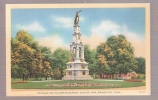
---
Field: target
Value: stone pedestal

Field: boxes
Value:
[62,61,93,80]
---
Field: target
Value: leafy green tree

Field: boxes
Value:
[84,45,95,74]
[84,45,93,63]
[15,30,33,45]
[34,50,43,80]
[84,45,98,76]
[135,57,145,74]
[11,65,19,79]
[52,48,70,79]
[11,38,20,66]
[96,35,137,79]
[53,68,61,79]
[40,46,53,77]
[42,61,53,80]
[11,30,38,81]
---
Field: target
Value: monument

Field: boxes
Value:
[62,10,93,80]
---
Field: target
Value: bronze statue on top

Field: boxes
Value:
[74,10,82,25]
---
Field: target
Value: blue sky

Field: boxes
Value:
[11,8,145,57]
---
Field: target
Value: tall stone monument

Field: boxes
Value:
[62,10,93,80]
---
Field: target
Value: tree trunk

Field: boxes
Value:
[46,75,48,80]
[110,74,113,79]
[22,75,24,82]
[107,74,109,79]
[100,74,102,79]
[119,73,121,78]
[112,74,114,79]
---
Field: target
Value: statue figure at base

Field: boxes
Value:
[69,51,75,62]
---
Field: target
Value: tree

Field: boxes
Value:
[15,30,33,45]
[52,48,70,79]
[84,45,93,63]
[135,57,145,74]
[96,35,137,79]
[84,45,97,75]
[11,30,38,81]
[11,38,21,66]
[11,65,19,79]
[34,49,43,80]
[42,61,53,80]
[53,68,61,79]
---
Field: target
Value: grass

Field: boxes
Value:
[11,78,46,82]
[11,79,145,89]
[11,78,22,82]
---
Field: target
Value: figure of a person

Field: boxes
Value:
[74,10,82,25]
[69,50,75,61]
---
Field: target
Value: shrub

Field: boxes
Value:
[136,74,146,79]
[114,74,118,79]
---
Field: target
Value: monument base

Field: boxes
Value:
[62,61,93,80]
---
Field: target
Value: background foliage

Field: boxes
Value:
[11,30,145,80]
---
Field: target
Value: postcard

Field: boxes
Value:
[6,3,150,96]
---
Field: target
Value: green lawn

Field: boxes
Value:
[11,79,145,89]
[11,78,22,82]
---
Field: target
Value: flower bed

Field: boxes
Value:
[45,82,121,87]
[11,81,29,84]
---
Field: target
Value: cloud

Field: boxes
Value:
[53,16,84,28]
[54,17,73,28]
[36,35,69,52]
[79,16,84,22]
[91,20,120,37]
[82,20,145,57]
[82,34,105,50]
[16,21,45,32]
[124,31,145,58]
[81,20,120,50]
[35,19,145,57]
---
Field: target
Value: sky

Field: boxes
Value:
[11,8,145,57]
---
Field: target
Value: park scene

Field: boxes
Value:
[11,7,146,90]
